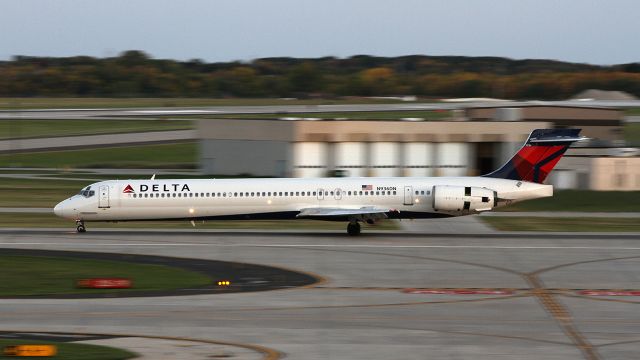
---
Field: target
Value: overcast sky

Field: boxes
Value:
[1,0,638,65]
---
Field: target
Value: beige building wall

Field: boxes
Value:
[590,157,640,190]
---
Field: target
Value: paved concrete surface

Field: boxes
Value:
[400,215,495,234]
[0,130,195,153]
[1,229,639,359]
[2,100,640,119]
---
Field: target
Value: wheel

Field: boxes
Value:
[347,222,361,236]
[77,225,86,233]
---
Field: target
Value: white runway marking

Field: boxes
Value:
[2,242,640,250]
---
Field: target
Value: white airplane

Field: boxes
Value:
[54,129,583,235]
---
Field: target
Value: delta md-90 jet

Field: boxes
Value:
[54,129,583,235]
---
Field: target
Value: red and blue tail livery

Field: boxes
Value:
[483,128,583,184]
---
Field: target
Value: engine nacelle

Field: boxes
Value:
[432,185,496,212]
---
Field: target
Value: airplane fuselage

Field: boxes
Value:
[54,176,552,222]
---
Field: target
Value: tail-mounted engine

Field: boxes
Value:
[432,185,497,212]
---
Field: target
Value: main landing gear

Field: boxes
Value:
[347,222,361,236]
[76,220,86,233]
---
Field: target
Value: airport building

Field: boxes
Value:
[198,119,550,178]
[198,104,638,190]
[463,105,624,143]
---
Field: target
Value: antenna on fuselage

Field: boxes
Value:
[150,174,156,180]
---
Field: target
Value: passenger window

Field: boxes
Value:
[348,191,351,195]
[325,191,328,196]
[156,193,160,198]
[223,193,227,197]
[359,191,363,195]
[313,191,316,196]
[393,191,397,195]
[262,192,266,196]
[307,191,311,196]
[279,192,283,196]
[376,191,379,195]
[296,192,299,196]
[195,193,199,197]
[161,193,165,198]
[415,191,419,195]
[421,191,425,195]
[245,192,249,197]
[251,192,254,196]
[173,193,176,198]
[427,191,431,195]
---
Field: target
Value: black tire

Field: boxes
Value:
[347,223,361,236]
[77,225,86,233]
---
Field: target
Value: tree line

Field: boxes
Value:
[1,50,639,99]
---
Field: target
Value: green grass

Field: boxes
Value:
[0,255,211,296]
[0,178,84,207]
[499,190,640,212]
[0,142,197,169]
[625,108,640,116]
[0,212,398,230]
[0,119,192,140]
[482,217,640,232]
[0,339,135,360]
[0,97,413,110]
[624,123,640,145]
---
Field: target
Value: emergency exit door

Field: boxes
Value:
[99,185,110,208]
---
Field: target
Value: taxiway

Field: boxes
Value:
[1,228,639,359]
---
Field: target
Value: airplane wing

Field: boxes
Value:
[296,206,395,221]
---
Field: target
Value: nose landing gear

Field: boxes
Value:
[76,220,86,233]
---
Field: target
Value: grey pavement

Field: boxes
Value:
[2,100,640,120]
[0,130,196,153]
[399,214,495,234]
[1,229,640,359]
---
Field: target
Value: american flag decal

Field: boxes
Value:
[361,184,372,191]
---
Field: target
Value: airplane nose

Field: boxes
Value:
[53,201,66,218]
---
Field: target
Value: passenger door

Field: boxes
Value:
[99,185,110,208]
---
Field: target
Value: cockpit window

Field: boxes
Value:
[78,186,95,198]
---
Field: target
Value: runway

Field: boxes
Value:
[1,228,639,359]
[2,100,640,120]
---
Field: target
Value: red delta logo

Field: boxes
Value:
[123,184,135,193]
